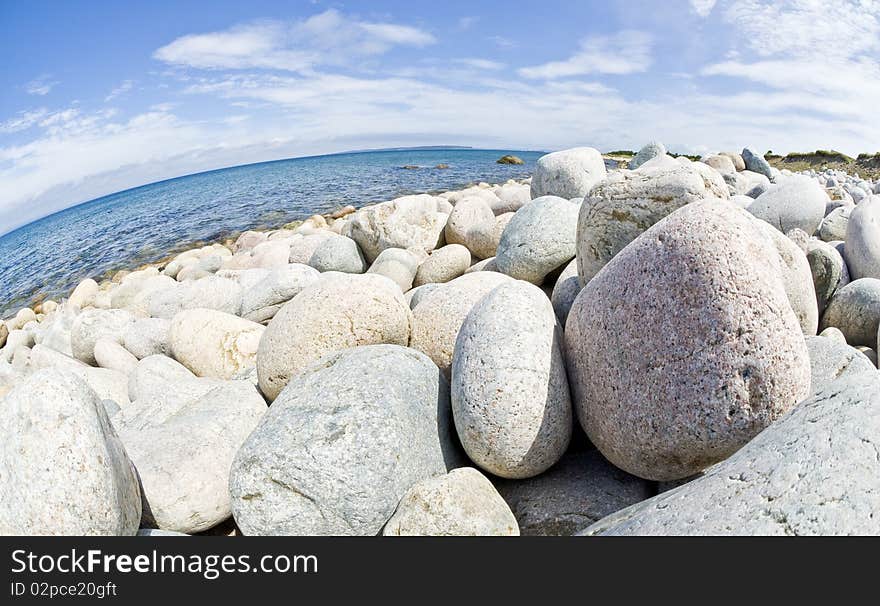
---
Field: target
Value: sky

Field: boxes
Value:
[2,0,880,233]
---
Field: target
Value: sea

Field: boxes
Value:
[0,148,542,317]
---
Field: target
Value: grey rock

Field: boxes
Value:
[307,234,367,273]
[240,264,320,322]
[805,239,850,314]
[494,449,653,536]
[71,309,136,365]
[383,468,518,536]
[550,258,581,327]
[530,147,607,199]
[844,196,880,280]
[746,175,829,235]
[170,309,264,379]
[495,195,579,284]
[580,373,880,535]
[755,221,818,334]
[0,370,141,535]
[805,336,876,394]
[256,272,412,401]
[820,278,880,347]
[366,247,422,291]
[452,281,571,479]
[122,318,171,359]
[343,194,447,262]
[741,147,773,179]
[413,244,472,287]
[818,206,852,242]
[576,164,729,285]
[230,345,459,536]
[628,141,667,170]
[148,276,243,319]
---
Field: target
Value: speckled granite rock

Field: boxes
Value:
[820,278,880,348]
[565,200,811,481]
[383,468,518,536]
[0,369,141,535]
[452,281,571,479]
[805,335,876,394]
[231,345,459,536]
[256,272,412,401]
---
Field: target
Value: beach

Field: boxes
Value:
[2,144,880,536]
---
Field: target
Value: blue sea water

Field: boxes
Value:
[0,148,541,316]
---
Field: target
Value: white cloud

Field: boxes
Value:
[690,0,717,17]
[519,31,652,79]
[24,76,58,96]
[0,109,49,133]
[454,58,505,70]
[153,9,435,72]
[105,80,135,102]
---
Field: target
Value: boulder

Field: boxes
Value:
[741,147,773,179]
[410,272,513,374]
[844,196,880,280]
[550,259,581,327]
[720,151,746,171]
[307,234,367,273]
[530,147,607,199]
[366,247,422,292]
[452,281,571,478]
[118,381,266,533]
[565,200,811,481]
[819,278,880,348]
[343,195,447,262]
[805,239,850,315]
[413,244,472,287]
[231,345,459,535]
[0,370,141,535]
[239,264,320,323]
[383,468,518,536]
[746,175,828,235]
[576,164,728,285]
[818,206,852,242]
[496,196,579,285]
[94,338,138,374]
[147,276,243,319]
[444,197,496,257]
[628,141,667,170]
[256,272,412,401]
[701,154,736,175]
[170,309,264,379]
[71,308,135,365]
[494,449,652,536]
[580,373,880,535]
[68,278,99,308]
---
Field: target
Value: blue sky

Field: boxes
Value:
[2,0,880,232]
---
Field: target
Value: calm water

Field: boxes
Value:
[0,148,541,316]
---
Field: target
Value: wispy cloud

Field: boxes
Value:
[105,79,135,102]
[690,0,717,17]
[454,58,505,70]
[153,9,435,72]
[0,109,49,133]
[519,31,652,79]
[24,76,58,96]
[457,16,478,30]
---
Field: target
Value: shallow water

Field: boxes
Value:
[0,148,542,316]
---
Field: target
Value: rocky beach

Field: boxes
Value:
[2,143,879,536]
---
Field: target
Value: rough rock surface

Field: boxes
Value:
[452,281,571,478]
[0,370,141,535]
[746,175,828,235]
[580,373,880,535]
[805,336,876,394]
[170,309,265,379]
[256,272,412,400]
[383,468,518,536]
[565,200,811,481]
[71,309,135,365]
[844,196,880,280]
[231,345,459,536]
[413,244,472,287]
[530,147,607,199]
[343,195,446,262]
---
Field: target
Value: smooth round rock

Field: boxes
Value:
[844,196,880,280]
[805,239,850,314]
[383,468,518,536]
[818,206,852,242]
[0,370,141,535]
[94,338,138,374]
[576,164,728,285]
[170,309,265,379]
[565,200,811,481]
[147,276,243,319]
[307,234,367,273]
[343,194,446,262]
[366,247,422,291]
[256,272,412,400]
[444,196,496,257]
[628,141,667,170]
[68,278,99,308]
[239,264,320,322]
[530,147,607,199]
[550,258,581,327]
[410,271,513,374]
[741,147,773,179]
[746,175,829,235]
[820,278,880,347]
[495,195,579,284]
[118,381,266,533]
[231,345,459,536]
[71,309,135,365]
[452,281,571,478]
[414,244,472,287]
